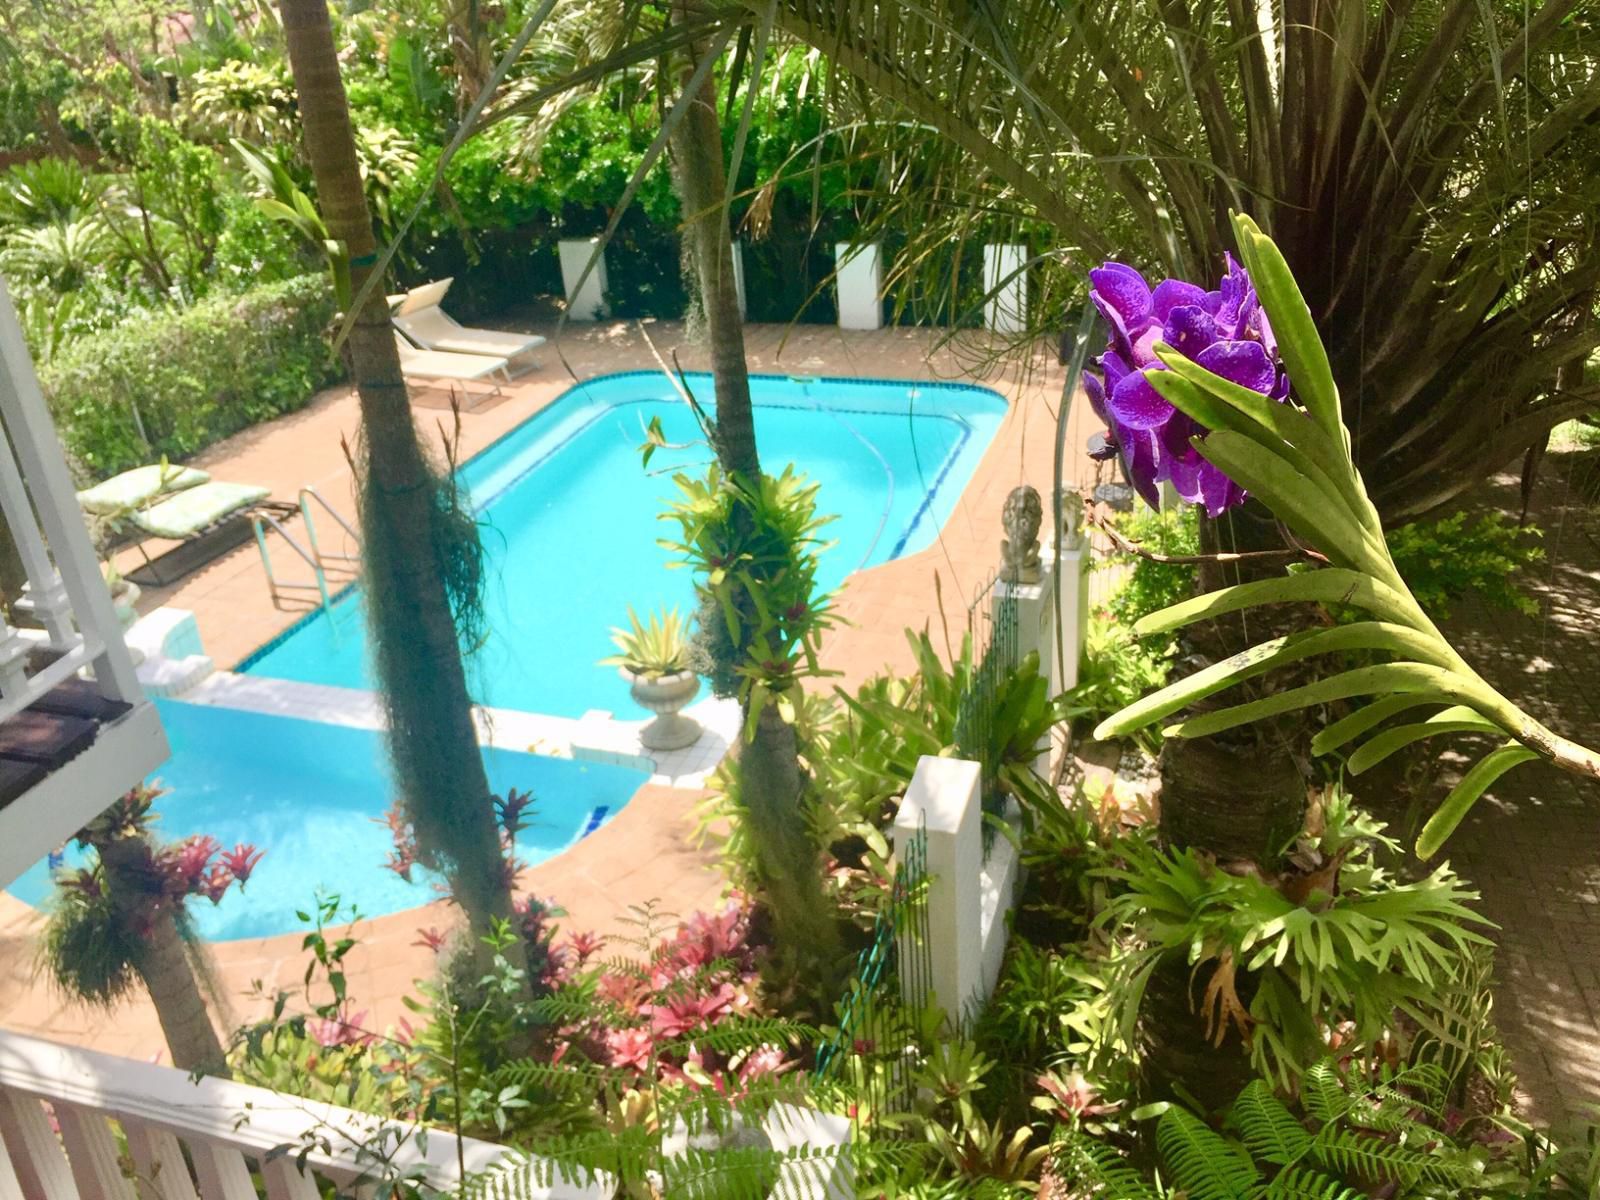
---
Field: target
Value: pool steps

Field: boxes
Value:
[127,607,214,697]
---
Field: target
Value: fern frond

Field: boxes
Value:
[1301,1062,1348,1126]
[1157,1108,1260,1200]
[1231,1081,1313,1167]
[1255,1165,1365,1199]
[485,1057,612,1094]
[656,1016,816,1056]
[1308,1125,1463,1188]
[1051,1131,1163,1200]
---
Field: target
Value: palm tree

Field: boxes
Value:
[488,3,841,976]
[662,11,841,977]
[279,0,522,976]
[733,0,1600,519]
[42,789,231,1076]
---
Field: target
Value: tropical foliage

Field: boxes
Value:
[1093,215,1600,858]
[736,0,1600,515]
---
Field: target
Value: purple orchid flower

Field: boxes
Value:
[1083,254,1288,516]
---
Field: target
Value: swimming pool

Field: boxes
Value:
[240,371,1007,718]
[7,699,650,941]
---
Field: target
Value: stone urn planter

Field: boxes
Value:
[110,578,144,666]
[110,578,140,631]
[623,666,702,751]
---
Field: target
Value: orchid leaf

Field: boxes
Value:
[1347,707,1502,775]
[1232,212,1343,444]
[1095,622,1454,740]
[1132,569,1419,637]
[1162,663,1493,740]
[1416,743,1540,860]
[1311,694,1462,755]
[1151,350,1381,537]
[1186,430,1383,574]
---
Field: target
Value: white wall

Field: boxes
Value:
[834,242,883,331]
[557,237,610,321]
[983,243,1028,334]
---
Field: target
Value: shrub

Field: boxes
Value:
[41,274,341,478]
[1386,510,1544,620]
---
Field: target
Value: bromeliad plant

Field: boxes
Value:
[1093,214,1600,860]
[659,463,840,734]
[601,606,692,680]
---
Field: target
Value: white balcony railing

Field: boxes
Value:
[0,279,145,720]
[0,278,169,886]
[0,1031,855,1200]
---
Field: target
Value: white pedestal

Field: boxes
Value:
[557,237,610,321]
[834,241,882,331]
[983,243,1028,334]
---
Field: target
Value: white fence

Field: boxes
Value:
[893,757,1022,1030]
[888,499,1087,1028]
[0,1031,854,1200]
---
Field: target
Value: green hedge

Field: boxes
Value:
[41,274,341,480]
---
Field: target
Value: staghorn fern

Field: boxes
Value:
[1093,213,1600,859]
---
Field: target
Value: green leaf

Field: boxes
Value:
[1346,706,1501,775]
[1232,212,1343,444]
[1147,357,1380,540]
[1309,693,1459,754]
[1157,1106,1258,1199]
[1094,622,1453,740]
[1416,741,1539,860]
[1132,569,1419,638]
[1231,1079,1312,1167]
[1183,430,1383,574]
[1163,662,1488,740]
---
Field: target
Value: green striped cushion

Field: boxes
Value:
[78,464,209,514]
[130,482,269,539]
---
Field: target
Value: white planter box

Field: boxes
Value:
[983,243,1028,334]
[557,237,610,321]
[834,242,882,331]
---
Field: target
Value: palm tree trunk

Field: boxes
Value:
[669,30,759,480]
[91,831,230,1076]
[279,0,519,970]
[667,28,838,980]
[1147,502,1308,1110]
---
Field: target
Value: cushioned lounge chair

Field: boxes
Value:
[77,463,210,515]
[392,336,508,412]
[392,279,546,371]
[88,472,295,587]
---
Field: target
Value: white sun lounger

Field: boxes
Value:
[392,279,546,372]
[395,334,511,383]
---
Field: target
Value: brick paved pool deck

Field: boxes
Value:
[0,319,1091,1060]
[1438,450,1600,1129]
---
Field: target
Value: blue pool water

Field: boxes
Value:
[7,700,649,940]
[241,371,1006,718]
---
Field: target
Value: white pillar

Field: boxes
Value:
[995,570,1056,779]
[983,243,1028,334]
[894,755,984,1028]
[1048,541,1088,695]
[834,242,882,331]
[556,237,610,321]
